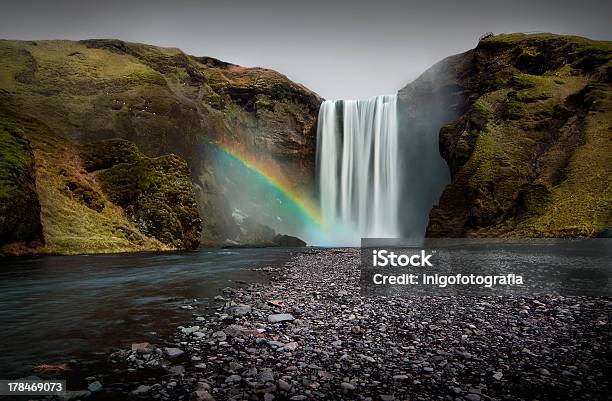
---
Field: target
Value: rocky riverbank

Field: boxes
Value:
[66,249,609,401]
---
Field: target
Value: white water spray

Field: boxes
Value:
[316,95,400,243]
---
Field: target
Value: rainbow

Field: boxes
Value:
[211,142,323,229]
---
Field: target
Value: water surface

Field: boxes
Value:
[0,248,294,377]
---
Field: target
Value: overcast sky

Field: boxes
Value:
[1,0,610,99]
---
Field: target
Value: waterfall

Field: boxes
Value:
[316,95,400,243]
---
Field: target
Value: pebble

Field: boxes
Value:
[131,385,150,395]
[164,347,184,358]
[87,381,102,393]
[277,378,291,391]
[341,382,355,391]
[538,368,551,376]
[267,313,295,323]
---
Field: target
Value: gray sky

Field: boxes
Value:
[0,0,610,99]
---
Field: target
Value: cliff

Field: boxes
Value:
[0,39,321,252]
[0,113,200,255]
[400,33,611,237]
[0,119,43,249]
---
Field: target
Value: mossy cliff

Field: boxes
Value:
[0,112,200,255]
[93,144,201,250]
[0,119,43,250]
[400,33,611,237]
[0,39,321,246]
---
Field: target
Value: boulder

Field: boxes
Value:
[273,234,306,247]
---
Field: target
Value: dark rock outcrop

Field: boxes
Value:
[273,234,306,247]
[0,118,43,251]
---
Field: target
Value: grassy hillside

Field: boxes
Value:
[403,33,612,237]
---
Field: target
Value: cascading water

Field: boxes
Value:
[316,95,400,243]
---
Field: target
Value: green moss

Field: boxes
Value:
[501,101,524,120]
[0,118,43,246]
[472,98,492,118]
[65,180,105,212]
[0,119,28,198]
[517,184,551,216]
[470,131,507,184]
[98,154,201,249]
[510,73,538,89]
[81,138,143,171]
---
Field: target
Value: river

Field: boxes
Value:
[0,248,294,378]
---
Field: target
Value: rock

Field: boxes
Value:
[168,365,185,376]
[62,390,91,400]
[131,342,151,353]
[493,371,503,380]
[181,326,201,335]
[267,300,285,308]
[277,379,291,391]
[229,361,244,371]
[164,347,185,358]
[393,374,409,381]
[283,341,299,351]
[273,234,307,247]
[264,393,275,401]
[229,304,252,316]
[195,382,211,391]
[225,374,241,383]
[538,368,551,376]
[465,394,481,401]
[212,331,227,342]
[268,313,295,323]
[131,385,150,395]
[87,381,102,393]
[192,390,215,401]
[340,382,355,391]
[258,368,275,383]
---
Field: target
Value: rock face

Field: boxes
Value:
[0,118,43,252]
[0,39,322,247]
[85,140,201,250]
[273,234,307,247]
[400,34,611,237]
[0,112,200,254]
